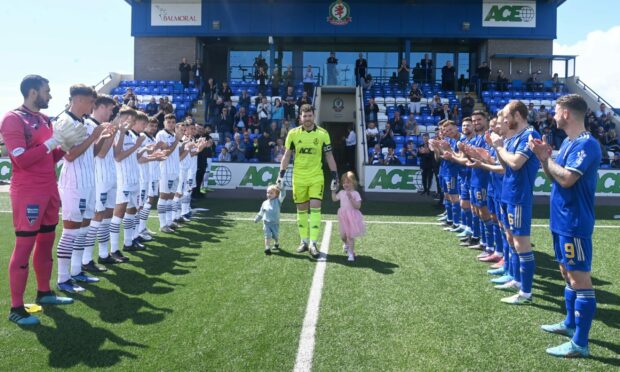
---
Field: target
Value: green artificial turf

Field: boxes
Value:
[0,196,618,371]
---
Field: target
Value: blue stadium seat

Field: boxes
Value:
[511,79,523,91]
[394,136,405,145]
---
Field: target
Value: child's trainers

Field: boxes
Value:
[273,243,280,250]
[347,253,355,262]
[264,248,272,255]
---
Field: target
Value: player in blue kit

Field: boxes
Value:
[529,94,600,358]
[489,101,540,305]
[431,120,462,230]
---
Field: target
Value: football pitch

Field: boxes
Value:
[0,194,618,371]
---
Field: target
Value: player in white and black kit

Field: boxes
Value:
[109,108,146,260]
[174,124,193,223]
[143,117,163,239]
[80,95,119,271]
[156,114,184,233]
[134,117,167,242]
[56,85,103,293]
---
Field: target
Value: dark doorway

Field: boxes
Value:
[322,122,354,175]
[203,43,228,84]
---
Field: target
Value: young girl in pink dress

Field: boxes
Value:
[331,171,365,261]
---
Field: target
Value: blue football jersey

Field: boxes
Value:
[458,135,473,182]
[550,132,601,239]
[470,134,490,188]
[445,137,461,177]
[500,127,541,205]
[488,147,504,199]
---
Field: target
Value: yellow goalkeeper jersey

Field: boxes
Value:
[284,125,332,185]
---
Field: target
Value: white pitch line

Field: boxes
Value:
[0,210,618,228]
[293,221,332,372]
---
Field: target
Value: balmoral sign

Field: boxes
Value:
[151,0,202,27]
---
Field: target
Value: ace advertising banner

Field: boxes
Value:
[151,0,202,27]
[363,165,620,196]
[482,0,536,28]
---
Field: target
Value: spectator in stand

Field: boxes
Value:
[369,144,384,165]
[390,111,405,135]
[417,133,434,195]
[527,102,538,128]
[526,72,541,91]
[297,91,312,108]
[272,98,284,126]
[344,124,356,171]
[122,87,136,104]
[397,59,410,89]
[441,60,456,91]
[596,103,610,119]
[451,105,459,122]
[225,99,237,118]
[460,92,475,119]
[408,83,423,114]
[355,53,368,86]
[257,66,268,96]
[366,121,379,148]
[495,69,509,91]
[270,67,281,97]
[476,61,491,91]
[551,73,561,93]
[145,97,158,116]
[230,133,245,162]
[283,86,296,121]
[219,81,233,102]
[234,106,248,133]
[280,119,291,140]
[400,140,417,165]
[361,74,374,89]
[127,98,137,109]
[217,106,233,143]
[412,63,423,84]
[179,57,192,88]
[537,105,549,130]
[380,122,396,149]
[303,65,315,96]
[457,74,468,92]
[429,95,442,112]
[283,65,294,88]
[389,72,399,85]
[258,97,272,132]
[257,130,275,162]
[254,92,265,106]
[204,77,217,102]
[273,138,286,163]
[384,147,401,165]
[267,121,279,140]
[218,146,231,162]
[327,52,338,85]
[192,60,203,88]
[238,90,251,111]
[435,103,452,120]
[248,112,261,134]
[366,97,379,122]
[420,53,433,83]
[223,135,234,152]
[243,132,256,159]
[405,116,420,136]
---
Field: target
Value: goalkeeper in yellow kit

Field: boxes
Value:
[277,104,338,258]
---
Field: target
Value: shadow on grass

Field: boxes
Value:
[270,249,399,274]
[26,307,145,369]
[589,338,620,367]
[77,285,173,325]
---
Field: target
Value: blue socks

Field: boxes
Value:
[472,214,480,239]
[502,234,510,272]
[452,203,461,225]
[445,200,453,223]
[573,289,596,347]
[563,284,576,328]
[510,247,519,281]
[463,208,472,230]
[494,223,504,254]
[518,251,535,295]
[484,219,495,252]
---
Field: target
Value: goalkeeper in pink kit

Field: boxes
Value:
[0,75,87,326]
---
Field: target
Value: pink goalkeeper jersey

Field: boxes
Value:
[0,106,64,190]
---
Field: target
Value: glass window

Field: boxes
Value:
[458,52,470,79]
[229,50,291,80]
[435,53,454,82]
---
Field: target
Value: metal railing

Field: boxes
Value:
[93,73,113,92]
[357,86,368,165]
[229,65,322,85]
[575,78,617,116]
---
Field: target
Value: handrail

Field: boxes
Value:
[229,65,322,84]
[93,73,113,92]
[575,78,617,115]
[357,86,368,165]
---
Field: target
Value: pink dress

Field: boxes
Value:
[336,190,366,238]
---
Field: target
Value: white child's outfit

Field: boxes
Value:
[255,189,286,243]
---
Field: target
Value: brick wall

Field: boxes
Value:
[134,37,197,81]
